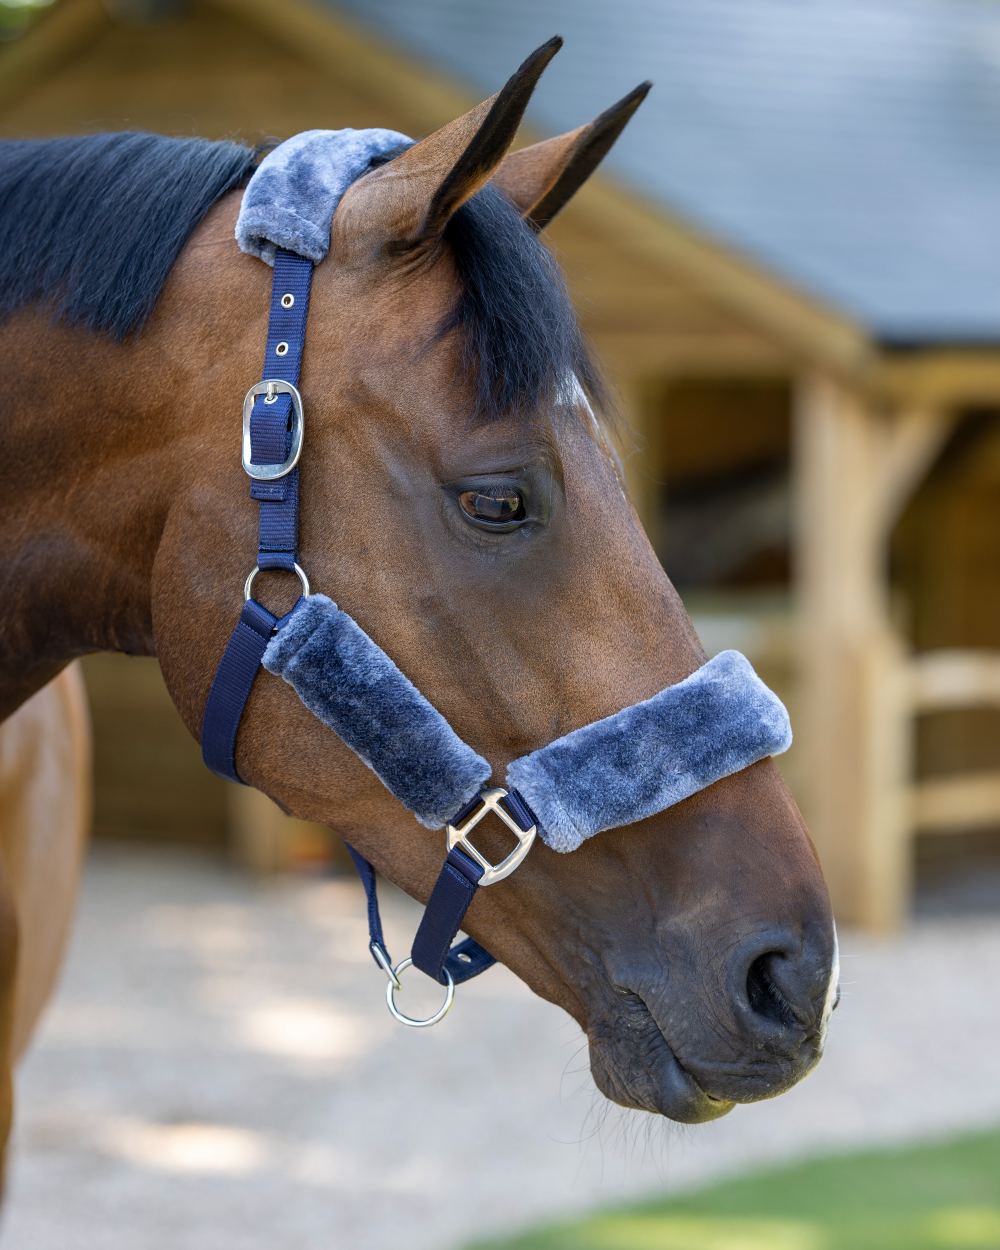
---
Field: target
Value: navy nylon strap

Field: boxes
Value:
[346,843,496,987]
[407,788,535,985]
[411,848,492,984]
[201,600,279,780]
[344,844,390,961]
[249,250,313,570]
[200,249,313,782]
[199,239,522,1002]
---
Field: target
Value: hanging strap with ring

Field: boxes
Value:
[348,786,537,1027]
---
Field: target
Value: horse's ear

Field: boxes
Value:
[344,37,562,252]
[492,82,651,229]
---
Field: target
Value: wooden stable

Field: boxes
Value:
[2,0,998,925]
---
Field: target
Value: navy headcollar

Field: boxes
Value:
[202,129,792,1027]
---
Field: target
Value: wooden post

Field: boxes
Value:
[792,374,911,931]
[227,787,337,875]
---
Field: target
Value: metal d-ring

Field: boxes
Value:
[386,957,455,1028]
[244,562,310,603]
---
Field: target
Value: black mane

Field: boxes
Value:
[0,131,604,419]
[0,132,256,339]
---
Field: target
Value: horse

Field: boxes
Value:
[0,40,837,1187]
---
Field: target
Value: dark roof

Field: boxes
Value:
[327,0,1000,346]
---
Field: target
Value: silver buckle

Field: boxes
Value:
[446,786,536,887]
[241,379,304,481]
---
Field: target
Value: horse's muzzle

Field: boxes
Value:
[587,922,838,1122]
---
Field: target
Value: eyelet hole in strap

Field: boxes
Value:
[386,958,455,1028]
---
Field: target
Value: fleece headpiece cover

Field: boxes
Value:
[263,595,792,853]
[236,127,410,264]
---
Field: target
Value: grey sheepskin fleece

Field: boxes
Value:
[263,595,490,828]
[506,650,792,852]
[266,598,791,850]
[236,127,409,264]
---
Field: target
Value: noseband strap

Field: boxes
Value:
[201,129,794,1025]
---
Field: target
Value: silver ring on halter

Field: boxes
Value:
[244,562,310,603]
[386,958,455,1028]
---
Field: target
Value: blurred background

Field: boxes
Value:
[1,1,999,1247]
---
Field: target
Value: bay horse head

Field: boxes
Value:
[1,39,837,1125]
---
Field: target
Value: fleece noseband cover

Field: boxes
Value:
[264,595,792,852]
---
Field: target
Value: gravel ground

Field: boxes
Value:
[2,845,999,1250]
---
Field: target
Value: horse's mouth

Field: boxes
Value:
[588,980,829,1123]
[587,990,735,1124]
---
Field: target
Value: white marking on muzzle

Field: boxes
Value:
[819,923,840,1044]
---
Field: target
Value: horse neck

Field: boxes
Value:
[0,312,168,719]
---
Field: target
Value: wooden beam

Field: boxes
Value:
[876,351,1000,407]
[792,373,911,931]
[0,0,108,115]
[591,329,787,377]
[907,650,1000,712]
[612,374,664,546]
[875,405,959,532]
[913,772,1000,832]
[208,0,473,133]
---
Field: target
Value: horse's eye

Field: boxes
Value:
[458,488,525,526]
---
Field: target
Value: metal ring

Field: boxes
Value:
[244,562,310,602]
[386,958,455,1028]
[280,293,295,309]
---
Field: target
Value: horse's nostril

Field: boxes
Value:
[745,951,800,1031]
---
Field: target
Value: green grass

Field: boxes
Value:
[465,1127,1000,1250]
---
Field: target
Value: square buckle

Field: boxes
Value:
[446,787,536,886]
[241,379,304,481]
